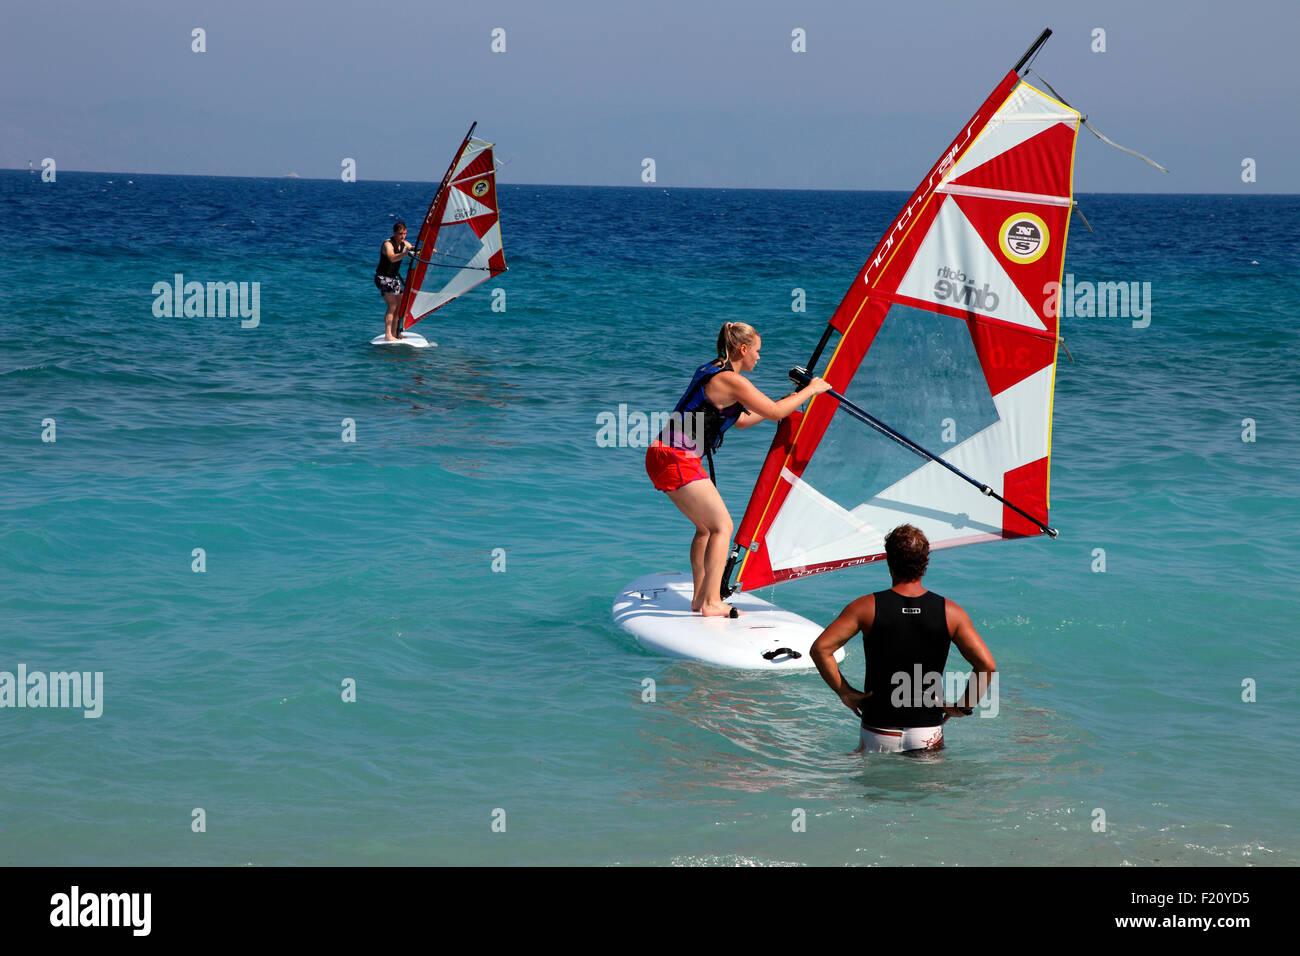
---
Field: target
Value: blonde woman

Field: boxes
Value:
[646,322,831,617]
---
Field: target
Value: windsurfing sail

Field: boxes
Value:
[730,29,1079,592]
[398,122,506,329]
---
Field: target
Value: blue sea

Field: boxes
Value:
[1,170,1297,866]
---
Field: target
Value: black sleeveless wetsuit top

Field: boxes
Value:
[376,240,404,278]
[859,589,952,729]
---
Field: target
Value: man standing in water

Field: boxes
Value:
[375,222,414,341]
[809,524,997,753]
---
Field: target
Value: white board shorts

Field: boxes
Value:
[859,724,944,754]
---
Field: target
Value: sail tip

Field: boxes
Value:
[1014,28,1053,74]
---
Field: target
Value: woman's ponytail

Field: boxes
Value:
[716,321,758,365]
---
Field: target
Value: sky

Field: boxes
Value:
[1,0,1296,192]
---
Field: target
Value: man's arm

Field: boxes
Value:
[383,240,411,262]
[944,600,996,716]
[810,595,874,716]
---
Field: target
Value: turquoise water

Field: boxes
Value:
[1,171,1297,865]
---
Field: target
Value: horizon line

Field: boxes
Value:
[1,167,1286,197]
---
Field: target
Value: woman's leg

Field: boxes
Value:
[688,528,708,601]
[665,478,736,616]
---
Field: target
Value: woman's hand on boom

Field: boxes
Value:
[712,372,833,422]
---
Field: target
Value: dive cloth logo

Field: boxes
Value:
[999,213,1049,264]
[933,266,1000,313]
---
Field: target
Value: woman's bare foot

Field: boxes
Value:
[699,602,740,618]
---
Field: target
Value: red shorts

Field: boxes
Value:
[645,443,709,493]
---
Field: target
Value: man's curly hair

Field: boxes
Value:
[884,524,929,582]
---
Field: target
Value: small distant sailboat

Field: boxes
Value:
[372,122,507,349]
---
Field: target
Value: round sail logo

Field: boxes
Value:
[471,179,491,198]
[999,213,1049,264]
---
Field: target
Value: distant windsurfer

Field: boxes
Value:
[376,222,415,341]
[809,524,997,752]
[646,322,831,618]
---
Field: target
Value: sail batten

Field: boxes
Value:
[934,183,1071,205]
[733,60,1080,592]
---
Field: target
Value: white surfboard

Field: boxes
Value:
[612,572,843,671]
[370,331,435,348]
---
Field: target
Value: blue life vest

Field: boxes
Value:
[660,360,747,456]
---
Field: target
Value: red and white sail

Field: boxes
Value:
[399,124,506,329]
[734,72,1080,590]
